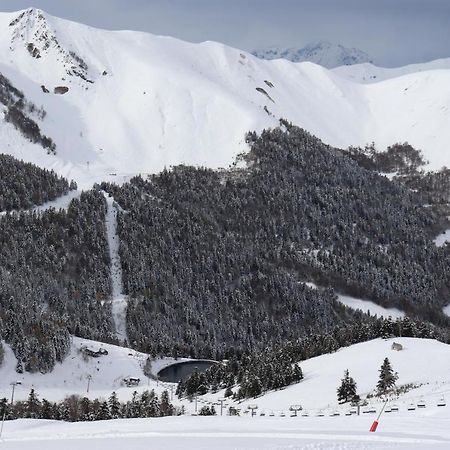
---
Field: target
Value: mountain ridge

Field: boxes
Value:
[0,8,449,189]
[252,40,373,68]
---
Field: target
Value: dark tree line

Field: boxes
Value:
[0,72,56,153]
[0,154,76,212]
[0,389,177,422]
[343,142,450,222]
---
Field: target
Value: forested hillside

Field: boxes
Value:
[0,154,75,212]
[1,124,449,374]
[0,190,114,373]
[101,122,450,360]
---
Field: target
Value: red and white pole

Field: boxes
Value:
[369,399,389,432]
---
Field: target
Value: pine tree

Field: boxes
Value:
[147,390,160,417]
[96,401,111,421]
[41,399,53,419]
[26,389,41,418]
[377,357,398,396]
[108,392,121,419]
[79,397,92,421]
[159,390,173,417]
[337,369,357,403]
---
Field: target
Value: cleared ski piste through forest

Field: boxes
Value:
[102,191,128,344]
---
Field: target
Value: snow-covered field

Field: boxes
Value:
[1,410,450,449]
[0,8,450,188]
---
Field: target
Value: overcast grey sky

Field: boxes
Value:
[2,0,449,66]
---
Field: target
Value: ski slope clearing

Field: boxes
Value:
[337,294,405,319]
[0,8,449,188]
[304,283,405,319]
[1,412,450,449]
[0,190,80,217]
[102,191,128,343]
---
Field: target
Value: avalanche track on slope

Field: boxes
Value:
[0,8,449,188]
[102,191,128,344]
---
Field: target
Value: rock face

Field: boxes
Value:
[54,86,69,95]
[252,41,373,68]
[9,8,93,83]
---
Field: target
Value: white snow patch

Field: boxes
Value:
[434,229,450,247]
[443,304,450,318]
[337,294,405,319]
[32,190,81,212]
[0,190,80,216]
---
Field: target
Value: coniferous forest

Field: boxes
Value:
[1,121,450,375]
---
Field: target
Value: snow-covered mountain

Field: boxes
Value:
[252,41,373,68]
[0,8,450,189]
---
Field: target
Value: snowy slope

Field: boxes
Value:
[1,338,450,449]
[204,338,450,414]
[0,337,184,403]
[0,8,449,188]
[1,336,449,416]
[333,58,450,83]
[253,41,373,68]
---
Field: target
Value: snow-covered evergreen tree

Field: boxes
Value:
[377,357,398,396]
[337,369,358,403]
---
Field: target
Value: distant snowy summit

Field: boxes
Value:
[252,40,373,68]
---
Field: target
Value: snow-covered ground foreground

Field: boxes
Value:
[1,411,450,449]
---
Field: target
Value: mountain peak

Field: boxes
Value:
[8,7,93,83]
[252,40,373,68]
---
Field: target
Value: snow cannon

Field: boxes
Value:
[369,420,379,432]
